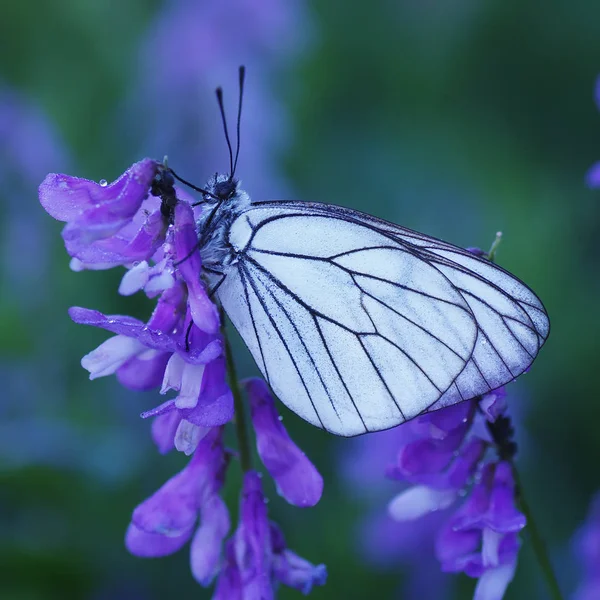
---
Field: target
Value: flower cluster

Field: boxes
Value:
[385,389,526,600]
[39,159,327,596]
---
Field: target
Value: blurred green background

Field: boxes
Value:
[1,1,599,598]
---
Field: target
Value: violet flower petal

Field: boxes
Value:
[435,518,481,572]
[213,541,243,600]
[151,409,181,454]
[80,335,146,379]
[130,463,202,539]
[190,493,230,586]
[233,471,273,599]
[39,158,157,223]
[183,357,234,427]
[173,203,219,334]
[272,549,327,594]
[125,521,193,557]
[483,462,526,533]
[246,378,323,507]
[174,420,210,456]
[473,560,517,600]
[69,307,179,354]
[116,350,170,391]
[388,485,457,522]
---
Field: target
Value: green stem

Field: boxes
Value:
[223,329,252,472]
[512,464,564,600]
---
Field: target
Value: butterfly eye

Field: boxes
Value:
[214,178,237,200]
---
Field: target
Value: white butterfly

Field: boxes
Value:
[179,173,548,437]
[171,69,549,437]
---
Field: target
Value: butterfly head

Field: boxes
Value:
[206,173,239,203]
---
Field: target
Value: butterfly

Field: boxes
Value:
[162,67,550,437]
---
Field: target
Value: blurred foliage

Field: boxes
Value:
[1,1,599,599]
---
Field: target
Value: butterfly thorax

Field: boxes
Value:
[196,173,251,271]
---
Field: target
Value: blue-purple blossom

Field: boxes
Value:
[39,159,164,270]
[386,389,525,600]
[245,378,323,507]
[214,471,327,598]
[572,493,600,600]
[39,159,325,595]
[126,427,230,585]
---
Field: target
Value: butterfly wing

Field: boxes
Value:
[216,201,549,436]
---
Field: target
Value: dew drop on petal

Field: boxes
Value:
[99,179,108,187]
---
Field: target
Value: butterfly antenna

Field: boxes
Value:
[216,87,234,177]
[168,168,219,201]
[232,65,245,177]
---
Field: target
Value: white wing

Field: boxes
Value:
[216,201,549,436]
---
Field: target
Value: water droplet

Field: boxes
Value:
[99,179,108,187]
[278,415,283,421]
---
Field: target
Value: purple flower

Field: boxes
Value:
[126,427,230,585]
[39,162,234,456]
[245,378,323,507]
[572,493,600,600]
[40,156,326,596]
[70,293,232,456]
[385,389,526,599]
[213,471,327,598]
[39,159,165,270]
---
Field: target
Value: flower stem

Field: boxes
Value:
[511,464,564,600]
[223,329,252,472]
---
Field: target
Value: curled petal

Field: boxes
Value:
[463,533,520,578]
[454,463,525,534]
[435,520,481,572]
[190,494,230,586]
[64,204,165,269]
[246,378,323,507]
[473,560,517,600]
[39,158,157,223]
[173,203,219,334]
[183,357,233,427]
[484,462,526,533]
[129,428,226,541]
[81,334,145,379]
[272,549,327,594]
[119,260,150,295]
[151,409,181,454]
[213,541,243,600]
[69,307,179,354]
[125,522,192,557]
[388,486,457,522]
[410,401,474,440]
[479,388,507,422]
[174,419,210,456]
[116,349,170,391]
[130,463,202,538]
[233,471,272,597]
